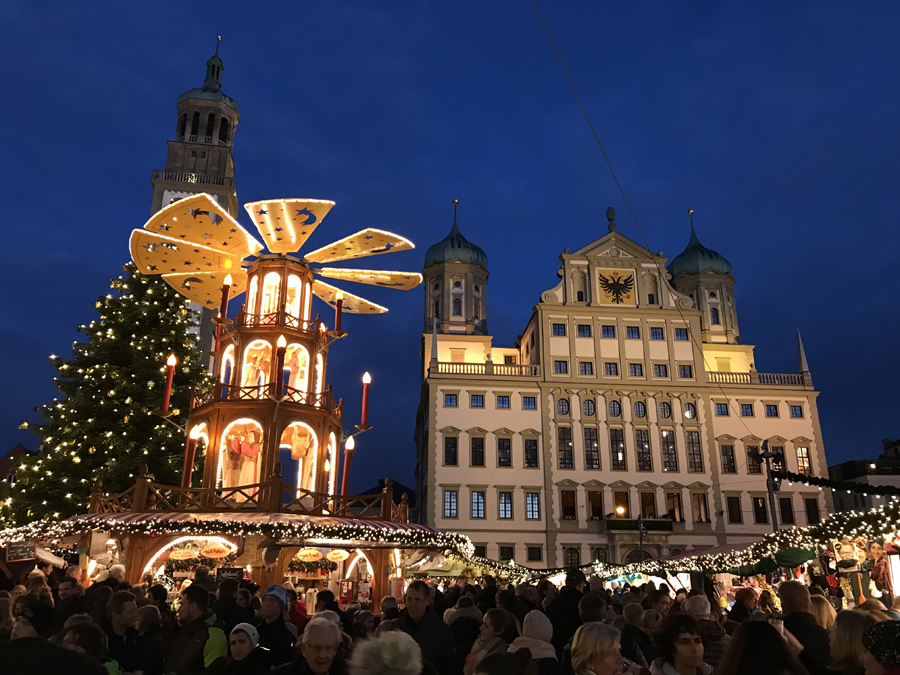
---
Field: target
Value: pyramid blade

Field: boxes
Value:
[315,267,423,291]
[312,280,388,314]
[161,270,248,309]
[243,198,335,254]
[143,193,262,259]
[130,230,243,276]
[303,228,414,264]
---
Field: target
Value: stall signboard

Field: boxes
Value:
[169,549,196,561]
[326,549,350,562]
[6,541,35,563]
[216,567,244,583]
[339,579,356,605]
[200,545,231,559]
[297,548,323,562]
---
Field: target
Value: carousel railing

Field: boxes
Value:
[190,382,343,421]
[233,306,323,334]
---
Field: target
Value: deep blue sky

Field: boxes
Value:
[2,2,898,491]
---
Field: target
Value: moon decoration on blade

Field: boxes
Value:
[130,194,421,314]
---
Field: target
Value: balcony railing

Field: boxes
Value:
[191,382,342,420]
[606,518,675,532]
[434,361,542,377]
[234,309,322,334]
[152,170,232,187]
[707,371,807,386]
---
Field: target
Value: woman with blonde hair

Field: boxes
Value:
[810,595,836,630]
[857,600,893,623]
[828,609,876,675]
[570,622,623,675]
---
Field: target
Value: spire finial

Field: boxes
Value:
[215,35,221,57]
[606,206,616,232]
[797,329,811,374]
[452,198,459,226]
[687,208,700,243]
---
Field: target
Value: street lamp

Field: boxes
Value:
[748,440,785,534]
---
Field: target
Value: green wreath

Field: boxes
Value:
[287,559,338,574]
[164,553,237,575]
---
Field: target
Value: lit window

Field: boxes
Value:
[577,324,591,337]
[605,363,619,376]
[471,491,485,518]
[497,395,510,409]
[659,402,672,418]
[444,394,457,407]
[557,398,570,415]
[522,396,536,410]
[526,493,541,520]
[554,361,568,374]
[609,400,622,417]
[602,325,616,338]
[583,400,596,416]
[674,328,689,341]
[552,323,566,336]
[443,490,458,518]
[765,404,779,418]
[796,447,812,475]
[560,490,577,520]
[715,403,729,416]
[650,327,664,340]
[579,362,594,376]
[740,404,754,417]
[471,394,484,408]
[684,403,697,419]
[634,401,647,418]
[629,363,643,377]
[679,365,694,378]
[626,326,641,339]
[790,405,803,419]
[653,364,668,377]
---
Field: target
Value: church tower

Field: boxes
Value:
[667,212,740,344]
[422,200,489,335]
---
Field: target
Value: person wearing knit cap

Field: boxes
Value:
[227,622,272,674]
[862,621,900,675]
[11,602,54,639]
[253,585,296,666]
[508,610,559,674]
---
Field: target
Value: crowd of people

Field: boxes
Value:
[1,561,899,675]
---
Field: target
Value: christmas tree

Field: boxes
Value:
[3,264,212,525]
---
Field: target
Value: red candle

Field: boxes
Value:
[219,273,233,319]
[340,435,355,496]
[161,354,177,413]
[181,427,201,491]
[335,291,344,333]
[275,336,286,396]
[360,372,371,427]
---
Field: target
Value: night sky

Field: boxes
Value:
[2,2,898,492]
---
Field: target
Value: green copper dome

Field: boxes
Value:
[177,42,239,113]
[668,224,733,278]
[424,217,488,269]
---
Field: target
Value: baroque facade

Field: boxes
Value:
[414,210,831,568]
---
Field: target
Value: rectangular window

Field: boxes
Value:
[691,493,709,522]
[805,498,821,525]
[674,328,689,341]
[666,492,683,521]
[790,405,804,419]
[653,364,669,377]
[626,326,641,339]
[443,490,458,518]
[746,446,762,474]
[526,492,541,520]
[610,428,627,470]
[679,365,694,378]
[605,362,619,376]
[715,403,729,416]
[498,492,513,519]
[614,491,630,518]
[753,497,768,524]
[504,355,516,365]
[640,491,656,519]
[588,491,603,520]
[772,447,786,472]
[650,327,665,340]
[473,545,486,558]
[661,430,678,472]
[497,395,510,409]
[796,447,812,475]
[727,496,743,523]
[471,491,485,519]
[720,445,736,474]
[558,428,574,469]
[499,545,514,560]
[779,497,795,525]
[444,437,458,466]
[765,404,779,418]
[579,362,594,376]
[601,325,616,338]
[497,438,512,467]
[577,324,592,338]
[635,429,652,471]
[629,363,644,377]
[584,428,600,469]
[686,431,703,472]
[444,393,458,407]
[560,490,576,520]
[551,323,566,336]
[470,437,485,467]
[471,394,484,408]
[554,360,569,374]
[524,438,539,468]
[527,546,542,562]
[740,403,754,417]
[522,396,536,410]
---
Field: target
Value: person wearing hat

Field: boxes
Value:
[545,567,587,657]
[253,584,296,667]
[226,622,272,674]
[862,621,900,675]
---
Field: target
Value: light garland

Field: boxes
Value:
[773,470,900,499]
[142,534,237,574]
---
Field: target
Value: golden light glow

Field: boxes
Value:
[224,273,233,287]
[345,435,355,451]
[616,506,625,515]
[363,372,372,384]
[324,459,331,472]
[336,290,344,301]
[167,354,177,367]
[142,535,237,573]
[277,335,287,349]
[189,425,203,440]
[304,227,416,264]
[317,267,423,291]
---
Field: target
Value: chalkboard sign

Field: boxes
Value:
[6,541,35,563]
[216,567,244,583]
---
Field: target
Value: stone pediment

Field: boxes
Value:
[688,481,710,490]
[791,436,813,445]
[636,481,658,490]
[583,479,605,488]
[715,434,737,443]
[572,231,659,262]
[608,480,632,489]
[662,481,684,490]
[493,427,514,435]
[741,435,762,444]
[766,436,787,444]
[439,426,461,434]
[556,479,579,488]
[519,428,541,437]
[467,427,488,435]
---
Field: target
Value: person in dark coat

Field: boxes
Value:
[7,634,107,675]
[544,568,586,656]
[136,604,166,675]
[253,584,297,667]
[148,583,178,646]
[270,617,348,675]
[728,588,758,624]
[192,566,219,594]
[52,577,89,635]
[166,584,228,675]
[99,590,141,673]
[621,602,656,665]
[400,579,459,675]
[779,582,830,675]
[211,577,251,637]
[226,622,273,675]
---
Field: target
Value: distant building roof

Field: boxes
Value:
[424,214,487,269]
[667,223,733,279]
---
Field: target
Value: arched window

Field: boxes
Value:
[315,354,324,394]
[634,401,647,418]
[219,117,230,144]
[246,276,259,317]
[218,418,263,491]
[608,401,621,417]
[624,549,652,564]
[241,340,272,397]
[563,547,581,566]
[261,272,281,320]
[279,421,318,493]
[284,344,310,399]
[304,283,312,322]
[659,402,672,419]
[577,291,585,302]
[453,298,461,316]
[327,432,338,497]
[711,308,720,325]
[177,113,186,139]
[190,112,200,137]
[592,547,607,564]
[583,400,596,416]
[286,275,303,320]
[684,403,697,419]
[205,113,215,139]
[220,345,235,396]
[557,398,570,415]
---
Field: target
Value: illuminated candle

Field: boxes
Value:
[335,291,344,333]
[161,354,177,413]
[181,426,202,492]
[275,335,286,396]
[340,435,355,496]
[360,372,372,427]
[219,273,233,319]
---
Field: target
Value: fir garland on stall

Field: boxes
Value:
[287,559,337,574]
[165,553,237,576]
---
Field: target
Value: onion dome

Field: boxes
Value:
[424,201,488,269]
[177,38,239,113]
[667,220,732,278]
